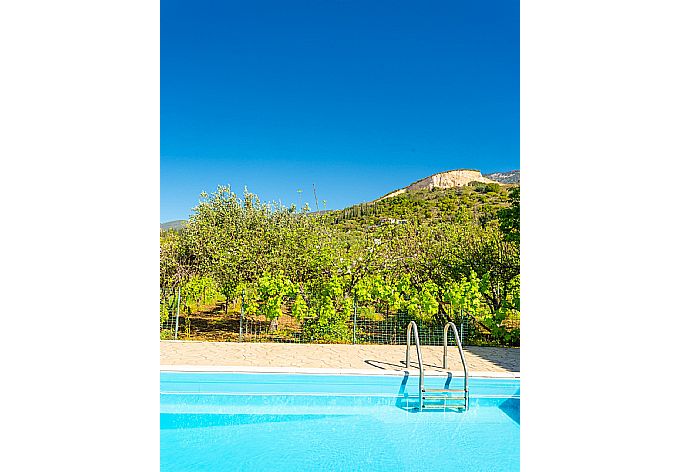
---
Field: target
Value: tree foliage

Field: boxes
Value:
[160,184,520,344]
[498,187,520,243]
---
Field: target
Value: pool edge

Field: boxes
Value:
[160,364,520,378]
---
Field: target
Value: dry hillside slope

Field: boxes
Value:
[377,169,501,201]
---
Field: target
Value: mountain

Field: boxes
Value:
[484,170,520,184]
[160,220,186,231]
[331,169,519,228]
[377,169,502,201]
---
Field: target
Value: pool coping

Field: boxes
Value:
[160,364,520,379]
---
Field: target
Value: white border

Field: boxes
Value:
[160,364,520,378]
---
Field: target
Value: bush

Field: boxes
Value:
[470,182,502,194]
[486,183,502,194]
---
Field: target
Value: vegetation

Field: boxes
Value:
[160,183,520,345]
[498,187,520,244]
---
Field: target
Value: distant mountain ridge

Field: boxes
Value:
[484,170,520,184]
[160,220,186,231]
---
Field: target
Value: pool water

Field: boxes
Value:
[161,372,519,472]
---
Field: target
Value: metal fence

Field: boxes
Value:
[160,300,519,347]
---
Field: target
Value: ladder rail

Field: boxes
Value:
[443,322,469,410]
[405,321,424,410]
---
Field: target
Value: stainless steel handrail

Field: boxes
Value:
[405,321,425,410]
[443,322,469,410]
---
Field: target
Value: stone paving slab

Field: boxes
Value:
[160,341,519,374]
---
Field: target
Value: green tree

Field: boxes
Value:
[498,187,520,243]
[160,183,520,346]
[256,272,293,330]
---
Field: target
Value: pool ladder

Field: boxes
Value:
[405,321,469,411]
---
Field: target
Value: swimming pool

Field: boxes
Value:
[161,371,520,471]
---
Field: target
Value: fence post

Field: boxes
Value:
[352,296,357,344]
[460,309,464,345]
[174,286,181,340]
[239,289,245,342]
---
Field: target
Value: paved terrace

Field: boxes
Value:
[160,341,519,376]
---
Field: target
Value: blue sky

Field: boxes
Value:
[161,0,519,222]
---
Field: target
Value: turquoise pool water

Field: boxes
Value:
[161,372,519,471]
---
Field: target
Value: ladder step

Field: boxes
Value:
[422,404,467,410]
[423,395,466,401]
[424,388,466,393]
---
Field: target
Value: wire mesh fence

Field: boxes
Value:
[160,299,519,347]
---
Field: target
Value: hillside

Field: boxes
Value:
[377,169,501,201]
[331,181,515,230]
[161,168,520,230]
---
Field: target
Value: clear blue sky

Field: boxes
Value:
[161,0,519,222]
